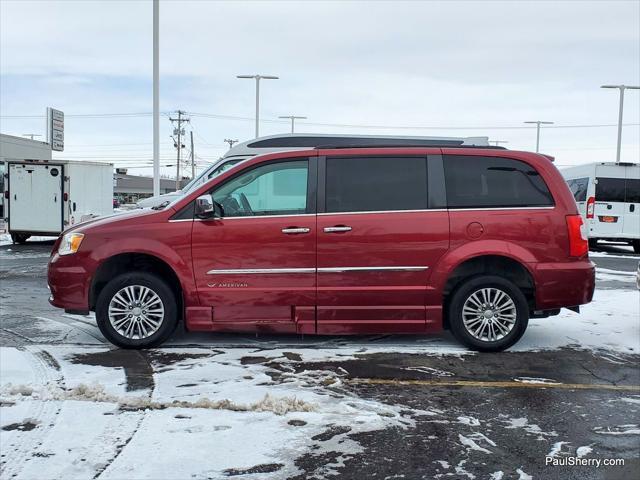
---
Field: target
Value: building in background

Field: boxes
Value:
[113,169,189,205]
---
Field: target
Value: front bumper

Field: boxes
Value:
[47,252,92,312]
[532,259,595,310]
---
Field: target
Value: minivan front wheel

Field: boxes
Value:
[96,272,178,348]
[448,276,529,352]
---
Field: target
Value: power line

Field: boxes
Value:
[3,110,639,131]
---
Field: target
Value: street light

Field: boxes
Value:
[278,115,307,133]
[601,84,640,164]
[524,121,554,153]
[237,74,279,138]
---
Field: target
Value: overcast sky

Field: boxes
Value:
[1,0,639,177]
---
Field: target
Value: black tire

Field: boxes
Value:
[632,240,640,254]
[11,233,30,244]
[448,275,529,352]
[95,272,178,349]
[588,239,598,250]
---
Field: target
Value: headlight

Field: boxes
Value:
[58,232,85,256]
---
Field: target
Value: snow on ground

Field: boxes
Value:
[0,345,418,480]
[516,289,639,354]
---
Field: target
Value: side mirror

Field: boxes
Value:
[195,195,215,218]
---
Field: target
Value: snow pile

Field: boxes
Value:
[0,382,316,415]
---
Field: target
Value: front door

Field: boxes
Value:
[316,155,449,334]
[191,156,317,333]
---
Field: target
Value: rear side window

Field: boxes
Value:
[595,178,626,203]
[325,156,427,213]
[444,155,554,208]
[567,177,589,202]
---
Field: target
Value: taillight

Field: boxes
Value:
[586,196,595,219]
[566,215,588,257]
[63,192,68,202]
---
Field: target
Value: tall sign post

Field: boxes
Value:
[46,107,64,152]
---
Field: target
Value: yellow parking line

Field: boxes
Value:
[347,378,640,392]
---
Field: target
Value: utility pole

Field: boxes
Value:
[601,84,640,164]
[491,140,508,147]
[224,138,239,149]
[22,134,42,140]
[524,120,554,152]
[169,110,190,189]
[278,115,307,133]
[236,74,279,138]
[152,0,160,196]
[190,130,195,179]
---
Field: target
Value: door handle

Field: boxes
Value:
[324,226,352,233]
[631,204,635,213]
[282,227,310,234]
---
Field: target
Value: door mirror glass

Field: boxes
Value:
[195,195,215,218]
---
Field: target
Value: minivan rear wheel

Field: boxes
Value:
[448,275,529,352]
[95,272,178,349]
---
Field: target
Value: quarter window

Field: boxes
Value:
[566,177,589,202]
[444,155,554,208]
[212,160,308,216]
[325,157,428,213]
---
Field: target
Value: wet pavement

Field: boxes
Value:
[1,239,639,479]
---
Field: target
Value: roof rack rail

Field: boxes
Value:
[315,144,507,150]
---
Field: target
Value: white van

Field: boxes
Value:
[136,133,490,208]
[561,162,640,253]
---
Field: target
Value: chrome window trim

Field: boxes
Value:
[206,266,429,275]
[319,209,446,216]
[222,213,315,220]
[448,206,555,211]
[172,206,554,222]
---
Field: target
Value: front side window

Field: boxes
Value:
[444,155,554,208]
[567,177,589,202]
[211,160,308,217]
[325,156,428,213]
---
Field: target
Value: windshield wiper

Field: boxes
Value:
[151,200,171,210]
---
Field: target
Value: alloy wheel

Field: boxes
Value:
[108,285,165,340]
[461,287,517,342]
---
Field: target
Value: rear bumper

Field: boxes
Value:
[47,252,92,311]
[532,259,595,310]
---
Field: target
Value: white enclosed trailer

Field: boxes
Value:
[4,159,113,243]
[561,162,640,252]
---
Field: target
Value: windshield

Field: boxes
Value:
[182,158,245,194]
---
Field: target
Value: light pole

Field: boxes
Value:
[278,115,307,133]
[152,0,160,196]
[237,74,279,138]
[601,84,640,164]
[524,121,554,152]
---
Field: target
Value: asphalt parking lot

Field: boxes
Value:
[1,239,639,480]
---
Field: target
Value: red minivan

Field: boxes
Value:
[47,145,595,351]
